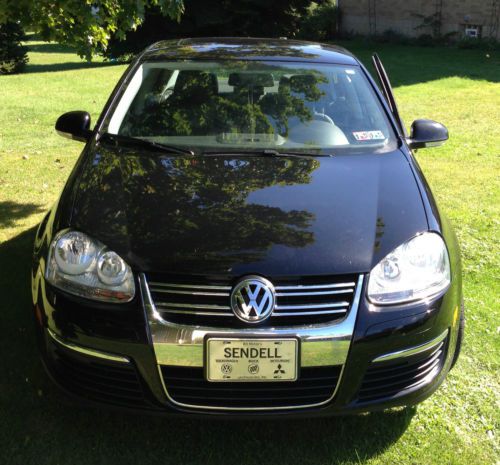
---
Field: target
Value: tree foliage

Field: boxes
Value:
[0,0,185,60]
[105,0,333,59]
[0,0,340,63]
[0,21,28,74]
[297,1,339,41]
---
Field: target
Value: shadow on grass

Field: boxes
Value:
[22,39,123,73]
[0,201,45,228]
[24,61,120,74]
[26,42,76,54]
[0,227,415,465]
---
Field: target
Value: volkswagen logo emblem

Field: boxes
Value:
[230,275,276,323]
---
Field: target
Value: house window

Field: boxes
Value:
[464,24,482,38]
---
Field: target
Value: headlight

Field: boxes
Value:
[46,230,135,302]
[367,232,450,305]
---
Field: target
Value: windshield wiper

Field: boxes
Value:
[201,149,331,158]
[100,133,194,156]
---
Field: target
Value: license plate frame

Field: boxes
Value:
[205,337,299,382]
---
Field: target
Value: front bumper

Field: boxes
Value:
[33,269,461,417]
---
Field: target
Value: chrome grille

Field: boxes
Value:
[146,274,358,327]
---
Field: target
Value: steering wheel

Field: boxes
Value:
[159,87,174,103]
[313,110,335,125]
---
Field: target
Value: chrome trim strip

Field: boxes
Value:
[47,328,130,363]
[276,289,353,297]
[372,329,449,363]
[274,282,355,290]
[158,309,348,317]
[273,309,347,317]
[149,282,231,291]
[140,273,365,411]
[151,289,230,297]
[275,301,350,310]
[368,346,443,382]
[156,302,231,310]
[427,343,445,359]
[159,309,233,317]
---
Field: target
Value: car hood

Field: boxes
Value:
[69,144,428,276]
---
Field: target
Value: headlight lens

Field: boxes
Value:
[367,232,450,305]
[46,230,135,302]
[53,231,97,275]
[97,251,128,285]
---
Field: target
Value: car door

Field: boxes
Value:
[371,53,408,138]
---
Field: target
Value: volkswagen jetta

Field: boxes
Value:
[32,38,463,416]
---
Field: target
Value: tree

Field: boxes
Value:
[0,0,185,60]
[0,22,28,74]
[105,0,326,59]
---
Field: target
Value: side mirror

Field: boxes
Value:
[407,119,448,149]
[55,111,92,142]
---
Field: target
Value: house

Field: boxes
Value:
[338,0,499,40]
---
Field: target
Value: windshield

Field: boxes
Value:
[106,60,396,153]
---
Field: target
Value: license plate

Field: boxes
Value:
[206,338,298,382]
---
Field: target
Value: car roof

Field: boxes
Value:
[142,37,359,66]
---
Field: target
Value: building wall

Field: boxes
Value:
[339,0,499,39]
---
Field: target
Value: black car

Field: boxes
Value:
[32,38,463,416]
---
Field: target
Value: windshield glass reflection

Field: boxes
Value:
[107,60,395,153]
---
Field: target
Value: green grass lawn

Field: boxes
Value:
[0,38,499,465]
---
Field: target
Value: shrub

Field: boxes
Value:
[297,1,339,41]
[457,37,500,50]
[414,33,435,47]
[374,29,411,45]
[0,22,28,74]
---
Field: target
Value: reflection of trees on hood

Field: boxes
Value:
[72,148,320,269]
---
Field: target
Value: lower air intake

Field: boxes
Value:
[357,338,447,403]
[160,365,342,409]
[49,340,155,410]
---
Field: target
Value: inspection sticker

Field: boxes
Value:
[353,130,385,141]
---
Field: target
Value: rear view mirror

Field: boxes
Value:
[55,111,92,142]
[407,119,448,149]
